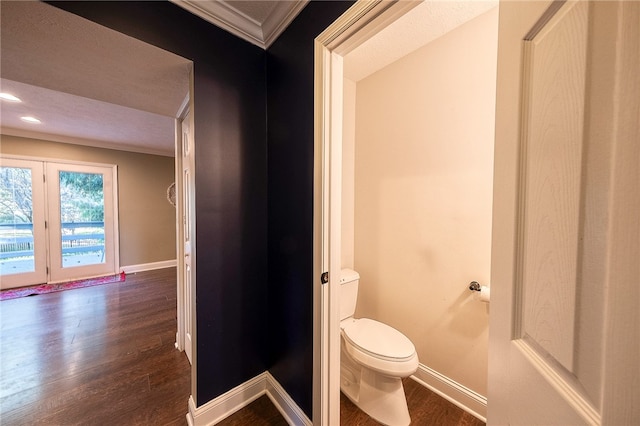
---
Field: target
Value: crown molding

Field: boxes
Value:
[262,1,309,48]
[170,0,308,49]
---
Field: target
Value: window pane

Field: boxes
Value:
[58,171,105,268]
[0,167,35,276]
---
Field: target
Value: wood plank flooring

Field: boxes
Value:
[222,376,485,425]
[221,378,485,425]
[341,377,485,426]
[217,395,289,426]
[1,267,484,425]
[0,268,190,425]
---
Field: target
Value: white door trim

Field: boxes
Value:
[312,1,422,424]
[175,98,187,354]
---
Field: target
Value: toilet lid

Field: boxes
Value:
[342,318,415,360]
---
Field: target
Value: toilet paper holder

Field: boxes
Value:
[469,281,482,292]
[469,281,490,303]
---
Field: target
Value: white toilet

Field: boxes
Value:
[340,269,419,426]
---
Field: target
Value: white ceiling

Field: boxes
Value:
[0,0,497,158]
[0,1,191,156]
[344,0,498,82]
[0,0,305,156]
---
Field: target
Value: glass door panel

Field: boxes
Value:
[59,171,106,268]
[1,167,35,274]
[0,158,46,289]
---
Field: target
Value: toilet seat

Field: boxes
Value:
[342,318,418,377]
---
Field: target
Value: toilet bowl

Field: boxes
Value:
[339,269,419,426]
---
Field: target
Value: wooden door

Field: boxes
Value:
[489,0,639,424]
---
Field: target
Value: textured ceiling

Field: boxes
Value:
[0,0,499,157]
[1,78,176,154]
[0,0,304,156]
[0,1,191,156]
[345,0,499,82]
[1,1,191,117]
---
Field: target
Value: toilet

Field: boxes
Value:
[340,268,419,426]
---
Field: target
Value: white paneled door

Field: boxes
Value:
[0,157,118,288]
[489,0,639,424]
[181,110,194,365]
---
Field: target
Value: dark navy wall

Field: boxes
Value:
[266,0,354,416]
[48,0,355,417]
[47,1,268,405]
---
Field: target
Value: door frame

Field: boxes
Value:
[312,1,422,424]
[175,91,195,365]
[175,95,187,354]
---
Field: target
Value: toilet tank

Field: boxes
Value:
[340,269,360,321]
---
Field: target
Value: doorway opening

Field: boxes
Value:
[313,1,498,423]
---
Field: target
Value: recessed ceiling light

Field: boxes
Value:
[20,116,41,124]
[0,93,22,102]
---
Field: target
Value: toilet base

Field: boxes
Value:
[341,345,411,426]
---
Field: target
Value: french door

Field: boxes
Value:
[0,157,118,289]
[46,162,117,283]
[0,158,47,288]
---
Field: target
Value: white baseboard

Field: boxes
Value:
[411,363,487,422]
[184,365,483,425]
[186,372,310,426]
[120,259,176,274]
[266,372,312,426]
[187,373,266,425]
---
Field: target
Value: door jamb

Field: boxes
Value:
[175,94,189,353]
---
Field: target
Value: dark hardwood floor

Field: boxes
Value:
[222,376,485,425]
[341,378,485,426]
[1,267,484,425]
[217,395,289,426]
[0,267,190,425]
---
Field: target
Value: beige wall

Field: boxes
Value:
[342,78,357,269]
[0,135,176,267]
[346,9,498,397]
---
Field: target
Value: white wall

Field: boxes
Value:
[342,8,498,398]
